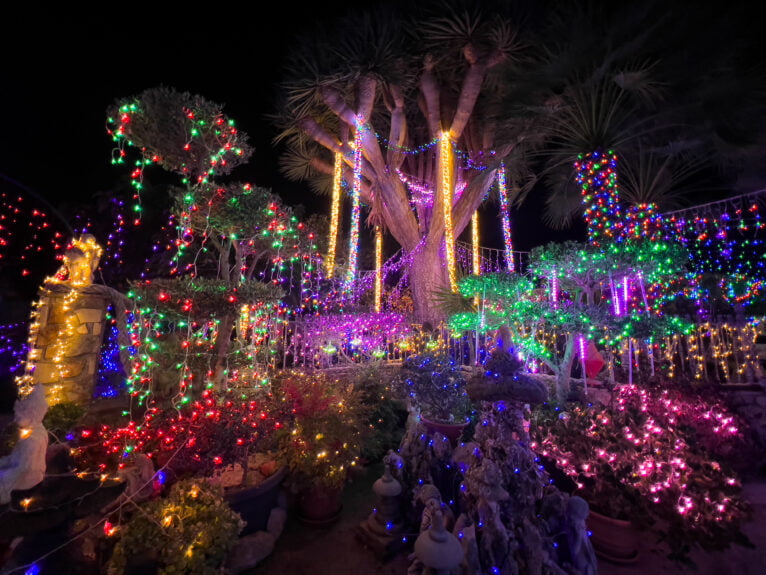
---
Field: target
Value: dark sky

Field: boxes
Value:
[0,5,356,213]
[18,2,766,260]
[0,1,588,259]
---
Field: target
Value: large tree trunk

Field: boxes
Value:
[409,239,451,326]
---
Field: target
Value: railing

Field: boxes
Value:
[276,314,763,385]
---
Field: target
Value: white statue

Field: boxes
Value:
[0,385,49,504]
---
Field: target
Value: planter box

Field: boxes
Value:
[420,416,467,447]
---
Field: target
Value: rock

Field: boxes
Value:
[260,459,278,477]
[467,372,548,405]
[227,531,276,573]
[267,507,287,539]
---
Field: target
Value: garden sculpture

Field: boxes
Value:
[0,384,49,504]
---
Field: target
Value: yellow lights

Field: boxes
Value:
[19,428,32,439]
[20,498,32,510]
[472,210,480,306]
[472,211,480,276]
[162,516,173,527]
[440,131,458,292]
[326,151,343,277]
[374,225,383,312]
[188,485,200,498]
[48,234,104,288]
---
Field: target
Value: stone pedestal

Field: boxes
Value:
[354,465,406,560]
[28,283,110,405]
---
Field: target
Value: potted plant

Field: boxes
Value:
[394,352,474,446]
[77,384,290,536]
[106,477,244,574]
[530,383,753,566]
[273,370,367,524]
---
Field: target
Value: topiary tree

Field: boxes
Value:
[452,239,693,402]
[107,87,319,404]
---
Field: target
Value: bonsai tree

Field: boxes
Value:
[394,351,473,425]
[451,239,692,402]
[108,86,319,403]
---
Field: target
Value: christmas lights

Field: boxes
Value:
[345,118,364,290]
[575,150,622,246]
[375,225,383,312]
[496,165,515,272]
[326,151,343,277]
[441,132,458,292]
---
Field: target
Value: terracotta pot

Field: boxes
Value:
[586,509,640,563]
[420,416,468,447]
[297,483,344,526]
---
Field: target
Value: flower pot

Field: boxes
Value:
[586,509,640,564]
[296,483,344,526]
[420,416,468,447]
[225,465,287,535]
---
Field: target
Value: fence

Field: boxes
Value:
[275,313,763,385]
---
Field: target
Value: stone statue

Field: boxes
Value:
[563,496,598,575]
[0,385,49,504]
[56,234,103,287]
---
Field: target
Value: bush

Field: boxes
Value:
[530,384,754,564]
[107,478,244,575]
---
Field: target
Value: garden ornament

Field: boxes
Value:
[0,384,49,504]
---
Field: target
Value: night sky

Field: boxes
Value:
[3,1,764,282]
[0,1,587,261]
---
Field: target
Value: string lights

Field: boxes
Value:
[441,131,458,292]
[345,118,364,290]
[326,151,343,277]
[496,165,515,272]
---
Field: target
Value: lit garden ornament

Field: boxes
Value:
[0,384,48,504]
[355,461,405,559]
[412,506,464,574]
[16,234,112,405]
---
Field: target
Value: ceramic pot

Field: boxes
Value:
[420,416,468,447]
[225,466,287,535]
[297,483,344,526]
[586,508,640,563]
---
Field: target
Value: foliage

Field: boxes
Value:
[393,351,473,424]
[43,401,86,440]
[273,370,367,491]
[78,387,288,487]
[530,384,754,563]
[128,277,283,322]
[107,86,252,182]
[348,365,408,462]
[106,478,244,575]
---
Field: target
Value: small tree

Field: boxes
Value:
[108,87,318,406]
[452,239,692,402]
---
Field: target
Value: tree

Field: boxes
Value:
[452,239,692,402]
[273,0,547,323]
[107,86,315,401]
[530,1,766,238]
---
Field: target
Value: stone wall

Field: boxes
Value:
[30,283,110,405]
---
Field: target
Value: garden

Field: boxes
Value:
[2,2,766,574]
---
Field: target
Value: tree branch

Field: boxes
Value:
[420,55,442,137]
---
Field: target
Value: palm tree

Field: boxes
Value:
[529,0,766,239]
